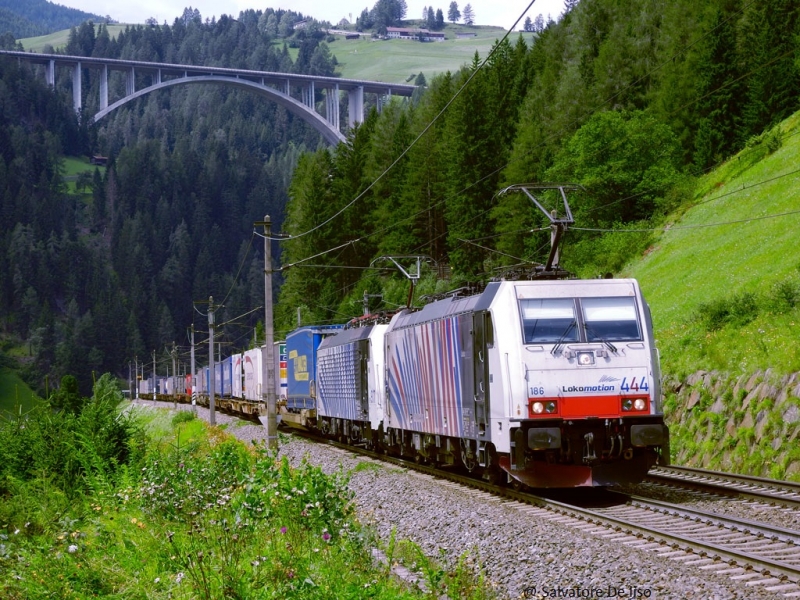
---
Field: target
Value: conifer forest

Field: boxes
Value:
[0,0,798,395]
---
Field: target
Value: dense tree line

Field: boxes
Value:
[0,10,333,395]
[276,0,799,333]
[1,0,798,394]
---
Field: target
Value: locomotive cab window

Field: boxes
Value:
[581,297,641,341]
[519,298,578,344]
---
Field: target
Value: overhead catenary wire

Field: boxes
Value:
[572,209,800,233]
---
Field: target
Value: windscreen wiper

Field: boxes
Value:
[551,320,577,356]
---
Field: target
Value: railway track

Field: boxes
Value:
[646,465,800,510]
[287,428,800,596]
[590,492,800,587]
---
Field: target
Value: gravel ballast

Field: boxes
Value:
[131,400,793,599]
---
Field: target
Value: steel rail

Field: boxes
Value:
[647,465,800,510]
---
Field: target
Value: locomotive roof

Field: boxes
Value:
[317,323,377,349]
[392,282,501,329]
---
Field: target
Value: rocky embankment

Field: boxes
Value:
[663,369,800,480]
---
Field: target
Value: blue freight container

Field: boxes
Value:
[286,325,343,410]
[222,355,233,397]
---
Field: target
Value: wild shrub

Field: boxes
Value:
[172,410,197,426]
[745,127,783,156]
[0,373,144,531]
[768,277,800,313]
[74,374,145,485]
[696,291,759,331]
[139,438,251,520]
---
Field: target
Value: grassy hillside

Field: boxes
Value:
[623,112,800,379]
[0,368,41,415]
[19,24,130,52]
[329,26,536,83]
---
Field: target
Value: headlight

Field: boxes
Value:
[622,398,633,411]
[577,352,595,365]
[532,401,544,414]
[634,398,646,410]
[545,401,557,413]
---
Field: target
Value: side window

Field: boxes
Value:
[581,297,641,341]
[485,312,494,348]
[519,298,578,344]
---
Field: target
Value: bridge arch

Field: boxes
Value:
[0,50,417,148]
[93,76,346,146]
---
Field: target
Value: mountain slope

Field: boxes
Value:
[625,112,800,378]
[0,0,104,37]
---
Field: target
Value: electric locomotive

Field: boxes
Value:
[273,185,668,487]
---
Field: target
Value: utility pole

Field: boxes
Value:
[208,296,216,425]
[152,349,156,403]
[171,342,177,409]
[190,325,196,408]
[255,215,278,449]
[134,356,139,399]
[128,361,132,401]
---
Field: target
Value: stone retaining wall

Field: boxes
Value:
[662,369,800,481]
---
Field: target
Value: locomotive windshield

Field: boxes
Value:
[519,296,641,344]
[582,297,641,341]
[520,298,578,344]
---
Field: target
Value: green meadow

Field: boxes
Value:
[328,26,534,83]
[19,24,132,53]
[624,113,800,378]
[0,368,41,415]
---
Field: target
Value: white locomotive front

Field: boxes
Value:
[381,278,669,488]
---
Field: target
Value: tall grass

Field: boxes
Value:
[0,377,495,599]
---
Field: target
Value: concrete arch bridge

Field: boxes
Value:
[0,50,417,146]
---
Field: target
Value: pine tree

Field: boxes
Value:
[462,4,474,25]
[447,2,460,24]
[691,0,744,170]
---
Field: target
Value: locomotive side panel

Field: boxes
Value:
[317,335,364,421]
[385,314,466,438]
[367,324,390,431]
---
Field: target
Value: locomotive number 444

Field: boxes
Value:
[621,377,649,392]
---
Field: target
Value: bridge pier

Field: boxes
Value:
[100,65,108,110]
[126,67,135,96]
[348,86,364,129]
[72,62,81,112]
[325,84,340,130]
[301,81,314,108]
